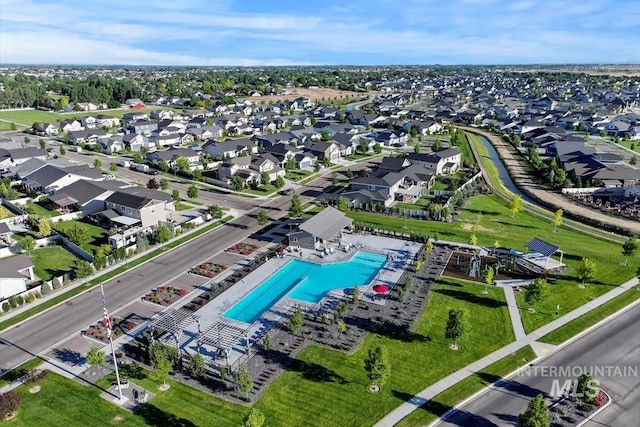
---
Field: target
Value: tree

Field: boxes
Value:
[234,364,253,401]
[288,306,304,333]
[552,209,563,232]
[109,163,118,172]
[336,319,346,336]
[433,137,442,152]
[524,278,550,311]
[59,146,65,156]
[73,260,94,279]
[147,178,160,189]
[468,233,478,246]
[289,194,303,217]
[19,235,36,255]
[174,157,190,174]
[257,210,269,226]
[66,224,91,247]
[153,225,172,243]
[274,175,285,189]
[346,168,354,179]
[187,184,199,198]
[509,195,523,218]
[331,171,338,185]
[576,257,596,287]
[232,176,245,192]
[154,354,172,387]
[86,346,106,368]
[359,139,369,154]
[621,236,638,266]
[553,169,567,188]
[260,171,269,186]
[337,196,349,212]
[0,206,9,220]
[160,178,169,190]
[41,281,52,295]
[243,408,265,427]
[39,138,46,149]
[445,309,469,350]
[413,143,421,154]
[518,394,549,427]
[171,189,180,203]
[482,266,494,294]
[158,161,169,172]
[208,204,223,219]
[93,159,102,170]
[0,390,23,420]
[24,136,30,144]
[363,345,390,388]
[187,352,205,379]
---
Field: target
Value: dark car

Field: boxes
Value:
[146,169,159,175]
[279,188,294,196]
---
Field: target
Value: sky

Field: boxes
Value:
[1,0,639,66]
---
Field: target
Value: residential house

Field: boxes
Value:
[255,132,296,148]
[0,254,36,300]
[21,163,103,195]
[348,171,405,207]
[375,130,408,147]
[146,147,200,169]
[33,122,59,136]
[49,178,127,214]
[0,147,49,169]
[68,129,108,146]
[150,110,175,120]
[123,133,146,152]
[186,125,224,141]
[306,141,340,162]
[60,119,83,133]
[98,135,124,154]
[81,115,98,129]
[104,188,175,229]
[201,138,256,159]
[122,112,149,124]
[217,156,253,182]
[407,148,462,175]
[129,120,158,136]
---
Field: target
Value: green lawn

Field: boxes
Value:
[396,345,537,427]
[285,169,313,181]
[52,219,109,253]
[348,195,635,334]
[395,196,432,211]
[244,184,278,196]
[0,357,45,388]
[539,286,640,345]
[253,278,514,427]
[30,247,79,282]
[23,201,61,217]
[0,110,63,126]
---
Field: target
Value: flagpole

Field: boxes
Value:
[101,283,123,402]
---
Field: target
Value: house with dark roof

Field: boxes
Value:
[145,147,200,169]
[0,254,35,300]
[348,171,405,207]
[33,122,59,136]
[103,188,175,229]
[49,179,128,214]
[21,163,102,195]
[407,148,462,175]
[305,141,340,162]
[201,138,256,159]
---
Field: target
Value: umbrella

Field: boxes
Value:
[278,246,284,253]
[373,284,388,293]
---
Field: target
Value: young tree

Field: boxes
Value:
[331,171,338,185]
[289,194,303,217]
[445,309,469,350]
[86,346,106,368]
[336,319,346,337]
[59,146,65,156]
[208,204,223,219]
[346,168,354,179]
[160,177,169,190]
[468,233,478,246]
[482,265,494,294]
[260,172,270,186]
[413,143,421,154]
[243,408,265,427]
[154,354,172,388]
[73,260,94,279]
[524,278,550,311]
[171,189,180,203]
[187,352,205,380]
[109,162,118,172]
[552,209,563,232]
[174,157,190,174]
[257,210,269,226]
[576,257,596,287]
[508,195,523,218]
[153,225,172,243]
[363,345,390,388]
[374,142,382,154]
[158,161,169,172]
[621,236,638,266]
[518,394,549,427]
[288,306,304,333]
[274,175,285,189]
[39,138,46,149]
[19,235,36,255]
[147,178,160,189]
[187,184,199,198]
[232,176,245,191]
[93,159,102,170]
[66,224,91,247]
[337,196,349,212]
[24,136,30,144]
[234,364,253,401]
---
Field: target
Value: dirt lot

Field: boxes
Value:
[254,87,379,103]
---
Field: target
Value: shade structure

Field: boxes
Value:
[373,284,388,293]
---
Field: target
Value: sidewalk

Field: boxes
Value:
[374,276,639,427]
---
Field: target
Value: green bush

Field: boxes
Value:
[41,282,52,295]
[25,294,35,303]
[15,295,23,305]
[1,302,10,312]
[53,278,62,289]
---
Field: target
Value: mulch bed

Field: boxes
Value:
[142,286,187,306]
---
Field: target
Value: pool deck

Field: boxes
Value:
[176,233,423,367]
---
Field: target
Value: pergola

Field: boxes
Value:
[198,321,251,367]
[147,308,198,352]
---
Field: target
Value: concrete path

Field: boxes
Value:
[374,276,639,427]
[500,285,527,340]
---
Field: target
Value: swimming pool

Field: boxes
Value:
[223,251,387,324]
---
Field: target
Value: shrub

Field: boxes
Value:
[25,294,35,303]
[15,295,23,305]
[23,369,48,384]
[41,282,52,295]
[0,390,23,419]
[53,278,62,289]
[1,302,10,312]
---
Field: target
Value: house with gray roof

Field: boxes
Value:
[201,138,256,159]
[103,188,175,229]
[288,206,352,250]
[407,148,461,175]
[0,254,35,300]
[49,179,128,214]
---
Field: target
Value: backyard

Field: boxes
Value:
[52,219,110,253]
[30,247,78,282]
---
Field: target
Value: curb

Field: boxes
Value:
[429,293,640,427]
[575,389,612,427]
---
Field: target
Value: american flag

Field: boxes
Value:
[101,285,112,339]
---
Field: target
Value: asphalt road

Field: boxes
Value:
[436,306,640,427]
[0,175,319,372]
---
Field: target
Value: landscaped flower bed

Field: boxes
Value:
[190,262,227,278]
[83,317,138,342]
[226,242,259,255]
[142,286,187,306]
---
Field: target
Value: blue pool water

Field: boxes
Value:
[224,251,387,324]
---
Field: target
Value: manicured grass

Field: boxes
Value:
[396,345,537,427]
[52,219,109,253]
[285,169,313,181]
[253,278,514,427]
[23,201,61,217]
[244,184,278,196]
[348,194,635,334]
[30,247,78,282]
[0,110,63,126]
[539,286,640,345]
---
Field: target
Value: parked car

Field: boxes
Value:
[146,169,159,175]
[279,188,294,196]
